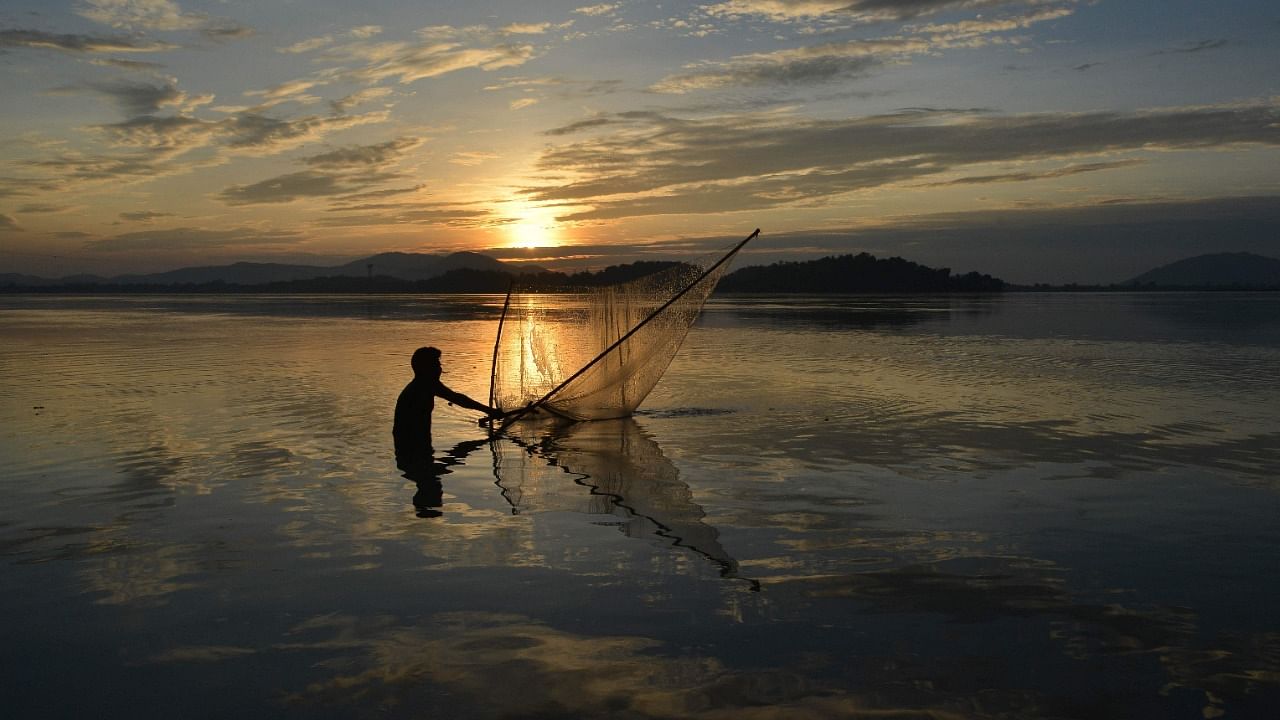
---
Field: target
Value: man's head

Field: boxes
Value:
[411,346,442,378]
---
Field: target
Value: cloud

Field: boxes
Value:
[280,35,334,54]
[24,150,176,185]
[329,87,394,114]
[26,108,390,195]
[91,114,220,149]
[0,28,176,54]
[217,170,402,205]
[704,0,1044,23]
[574,4,621,16]
[78,0,206,32]
[83,226,302,251]
[245,78,322,106]
[280,25,383,54]
[300,137,423,169]
[219,111,390,150]
[89,57,168,70]
[85,79,188,116]
[510,97,540,110]
[16,203,72,214]
[651,5,1070,92]
[545,117,616,136]
[525,103,1280,220]
[502,23,553,35]
[1156,39,1229,55]
[0,214,20,231]
[917,159,1145,187]
[321,30,538,85]
[654,55,882,92]
[449,151,499,166]
[201,22,255,42]
[119,210,173,221]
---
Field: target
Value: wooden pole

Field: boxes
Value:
[488,280,514,410]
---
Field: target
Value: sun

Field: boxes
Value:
[506,205,561,249]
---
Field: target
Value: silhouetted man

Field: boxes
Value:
[394,346,503,480]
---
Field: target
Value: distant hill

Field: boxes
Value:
[3,253,1010,293]
[1126,252,1280,288]
[0,251,542,288]
[718,253,1004,293]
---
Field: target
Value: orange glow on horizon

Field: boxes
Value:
[505,202,563,249]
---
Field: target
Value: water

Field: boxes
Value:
[1,293,1278,719]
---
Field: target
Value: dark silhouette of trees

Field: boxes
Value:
[717,253,1004,293]
[3,254,1007,294]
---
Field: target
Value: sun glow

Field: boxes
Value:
[506,204,562,249]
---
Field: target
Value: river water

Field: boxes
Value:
[2,293,1278,718]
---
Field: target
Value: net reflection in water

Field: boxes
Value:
[492,415,744,582]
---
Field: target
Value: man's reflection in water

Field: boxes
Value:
[399,437,490,518]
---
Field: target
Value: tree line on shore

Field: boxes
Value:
[2,253,1007,294]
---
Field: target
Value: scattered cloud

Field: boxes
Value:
[329,87,394,114]
[83,226,302,251]
[280,25,384,54]
[300,137,423,169]
[916,159,1145,187]
[704,0,1050,23]
[201,22,255,42]
[575,4,621,17]
[221,111,390,150]
[309,25,542,85]
[502,22,554,35]
[119,210,173,221]
[217,171,358,205]
[17,203,72,214]
[450,151,499,166]
[24,149,178,186]
[0,214,21,231]
[1156,39,1229,55]
[651,5,1072,92]
[215,137,418,205]
[527,103,1280,220]
[245,78,322,106]
[314,203,491,228]
[78,0,207,32]
[0,28,176,54]
[215,167,408,206]
[544,116,617,136]
[280,35,335,54]
[84,78,189,116]
[510,97,540,110]
[89,57,168,70]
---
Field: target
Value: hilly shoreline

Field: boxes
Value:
[3,250,1278,294]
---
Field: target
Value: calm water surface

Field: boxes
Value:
[2,293,1278,719]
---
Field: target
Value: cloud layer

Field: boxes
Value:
[530,103,1280,220]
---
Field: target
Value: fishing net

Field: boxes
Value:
[491,231,755,420]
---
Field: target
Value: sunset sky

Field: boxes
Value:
[2,0,1278,283]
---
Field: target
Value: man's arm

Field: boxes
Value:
[436,383,502,417]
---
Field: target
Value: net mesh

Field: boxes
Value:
[492,233,752,420]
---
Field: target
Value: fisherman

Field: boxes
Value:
[394,346,504,478]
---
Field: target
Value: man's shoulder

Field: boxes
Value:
[398,378,436,399]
